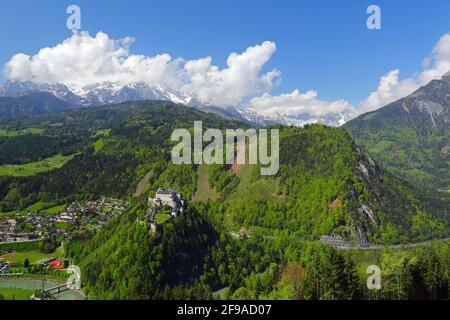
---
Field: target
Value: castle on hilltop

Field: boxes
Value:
[147,187,187,232]
[149,187,187,217]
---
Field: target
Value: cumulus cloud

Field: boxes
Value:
[358,69,417,113]
[4,31,279,107]
[247,31,450,122]
[249,89,355,119]
[359,32,450,113]
[5,32,181,89]
[183,41,279,106]
[4,30,450,121]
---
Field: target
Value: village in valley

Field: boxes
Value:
[0,187,188,246]
[0,188,185,282]
[0,187,187,299]
[0,198,127,244]
[0,197,127,282]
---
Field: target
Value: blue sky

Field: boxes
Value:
[0,0,449,117]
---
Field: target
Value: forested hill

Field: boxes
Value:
[344,74,450,191]
[62,119,450,299]
[2,101,448,243]
[203,125,449,245]
[1,100,440,299]
[0,101,249,211]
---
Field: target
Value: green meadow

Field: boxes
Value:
[192,164,219,201]
[155,213,172,224]
[0,210,17,217]
[44,204,67,215]
[0,288,34,300]
[93,138,104,153]
[0,202,67,217]
[95,128,111,137]
[0,128,43,137]
[0,251,56,264]
[0,154,75,177]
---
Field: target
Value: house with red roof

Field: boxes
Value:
[46,259,68,270]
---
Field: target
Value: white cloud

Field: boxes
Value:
[358,69,417,113]
[248,31,450,122]
[249,89,355,119]
[261,68,282,90]
[4,31,184,91]
[183,41,278,106]
[4,30,450,122]
[359,32,450,113]
[4,31,279,107]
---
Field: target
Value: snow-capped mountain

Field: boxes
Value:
[0,80,195,108]
[0,80,348,126]
[0,80,48,96]
[234,107,350,127]
[72,81,195,107]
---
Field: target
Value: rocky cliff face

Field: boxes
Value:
[345,74,450,190]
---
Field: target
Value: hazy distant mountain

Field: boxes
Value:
[345,73,450,190]
[0,80,46,96]
[0,80,348,126]
[235,108,350,127]
[0,91,76,120]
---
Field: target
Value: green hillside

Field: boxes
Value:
[0,91,77,120]
[345,75,450,191]
[0,101,248,211]
[1,101,448,300]
[65,195,450,300]
[206,125,449,244]
[2,101,448,240]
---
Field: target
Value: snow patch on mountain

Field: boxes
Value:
[0,80,348,127]
[234,106,350,127]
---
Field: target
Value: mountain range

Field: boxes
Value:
[0,91,76,120]
[0,80,349,126]
[1,73,449,193]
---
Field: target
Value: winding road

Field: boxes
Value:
[333,238,450,250]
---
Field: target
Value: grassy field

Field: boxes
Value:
[0,288,34,300]
[25,202,44,212]
[192,164,219,201]
[0,154,75,177]
[95,129,111,137]
[155,214,172,224]
[93,138,104,153]
[222,164,278,228]
[133,171,152,197]
[0,201,44,217]
[44,204,67,215]
[368,140,393,154]
[227,164,277,202]
[0,128,43,137]
[0,202,67,217]
[0,251,56,264]
[55,222,70,230]
[0,210,17,217]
